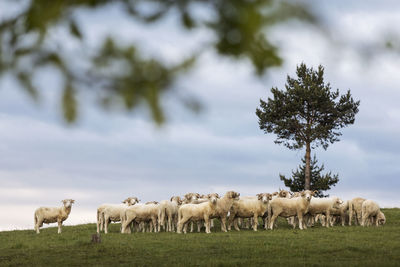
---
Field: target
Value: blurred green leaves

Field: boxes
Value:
[0,0,315,123]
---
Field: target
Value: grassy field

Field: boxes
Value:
[1,208,400,266]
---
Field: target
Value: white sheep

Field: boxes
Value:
[157,196,182,232]
[329,200,349,226]
[349,197,366,226]
[102,197,140,234]
[361,200,386,227]
[207,191,240,232]
[228,193,272,231]
[121,202,160,234]
[97,197,139,233]
[34,199,75,234]
[177,193,219,234]
[306,196,343,228]
[268,190,316,230]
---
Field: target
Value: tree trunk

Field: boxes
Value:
[305,142,311,190]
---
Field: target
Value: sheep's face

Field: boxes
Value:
[207,193,219,204]
[185,193,199,202]
[377,212,386,225]
[257,193,272,203]
[301,190,313,201]
[62,199,75,208]
[227,191,240,200]
[170,196,182,204]
[332,198,343,209]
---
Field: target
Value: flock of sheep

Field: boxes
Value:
[33,190,386,234]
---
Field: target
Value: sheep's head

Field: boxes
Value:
[122,197,139,206]
[226,191,240,200]
[300,190,314,201]
[257,193,272,203]
[279,190,290,198]
[170,196,182,204]
[377,211,386,225]
[207,193,219,204]
[332,197,343,209]
[184,193,200,202]
[62,199,75,208]
[272,192,279,197]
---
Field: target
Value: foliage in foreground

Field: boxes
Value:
[1,209,400,266]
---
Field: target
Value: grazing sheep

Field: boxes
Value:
[208,191,240,232]
[121,202,160,234]
[306,196,343,228]
[34,199,75,234]
[97,197,139,233]
[228,193,272,231]
[349,197,366,226]
[361,200,386,227]
[177,193,219,234]
[268,190,316,230]
[157,196,182,232]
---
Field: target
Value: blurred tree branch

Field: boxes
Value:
[0,0,315,123]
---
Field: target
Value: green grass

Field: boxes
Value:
[1,209,400,266]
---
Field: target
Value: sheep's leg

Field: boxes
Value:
[178,217,189,234]
[152,217,158,233]
[227,213,236,231]
[297,212,305,230]
[36,218,42,234]
[211,219,214,229]
[104,217,110,234]
[220,216,227,232]
[190,222,194,233]
[57,220,62,234]
[204,216,210,234]
[197,221,202,232]
[325,212,331,228]
[252,214,259,231]
[269,214,279,230]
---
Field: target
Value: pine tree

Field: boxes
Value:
[256,63,359,190]
[280,154,339,197]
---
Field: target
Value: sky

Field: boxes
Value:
[0,1,400,231]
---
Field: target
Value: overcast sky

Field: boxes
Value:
[1,1,400,230]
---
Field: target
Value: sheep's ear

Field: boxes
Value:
[301,191,306,197]
[170,196,174,202]
[257,194,262,200]
[71,199,75,203]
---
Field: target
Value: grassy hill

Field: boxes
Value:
[1,208,400,266]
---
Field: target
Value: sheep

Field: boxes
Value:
[121,202,160,234]
[157,196,182,232]
[96,197,139,233]
[263,189,291,229]
[361,200,386,227]
[177,193,219,234]
[228,193,272,231]
[329,200,349,226]
[207,191,240,232]
[349,197,366,226]
[34,199,75,234]
[268,190,316,230]
[182,192,209,232]
[102,197,140,234]
[306,196,343,228]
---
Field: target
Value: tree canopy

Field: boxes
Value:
[0,0,314,123]
[256,63,360,189]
